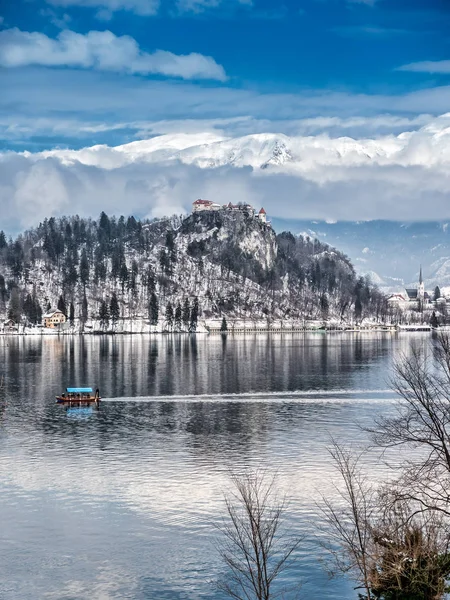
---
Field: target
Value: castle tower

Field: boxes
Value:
[258,208,267,223]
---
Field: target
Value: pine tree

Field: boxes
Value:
[79,249,90,286]
[190,297,199,332]
[149,292,159,325]
[146,266,156,295]
[23,293,33,323]
[182,298,191,329]
[129,260,138,292]
[0,275,6,303]
[0,231,7,250]
[166,302,174,329]
[430,311,439,328]
[81,293,88,325]
[119,263,129,292]
[320,293,329,320]
[435,286,441,301]
[175,302,182,331]
[110,292,120,325]
[220,316,228,332]
[57,295,67,316]
[99,300,110,330]
[69,302,75,326]
[34,297,42,324]
[8,287,21,322]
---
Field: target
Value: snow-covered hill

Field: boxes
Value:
[0,210,386,330]
[271,219,450,290]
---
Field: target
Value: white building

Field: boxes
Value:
[192,199,222,212]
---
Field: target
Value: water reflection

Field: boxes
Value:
[1,332,397,403]
[0,333,429,600]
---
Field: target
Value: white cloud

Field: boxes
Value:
[3,116,450,232]
[0,28,227,81]
[175,0,252,13]
[46,0,160,16]
[398,60,450,74]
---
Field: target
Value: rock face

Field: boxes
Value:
[0,209,385,330]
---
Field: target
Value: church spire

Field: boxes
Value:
[419,265,423,285]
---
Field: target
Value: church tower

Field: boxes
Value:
[418,265,425,300]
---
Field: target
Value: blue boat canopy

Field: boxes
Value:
[66,387,93,393]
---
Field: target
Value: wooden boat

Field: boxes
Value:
[56,387,100,406]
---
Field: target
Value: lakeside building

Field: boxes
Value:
[43,309,66,329]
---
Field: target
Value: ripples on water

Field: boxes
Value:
[0,333,429,599]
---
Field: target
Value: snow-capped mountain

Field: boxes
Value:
[34,130,407,172]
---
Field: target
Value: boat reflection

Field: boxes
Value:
[65,406,95,419]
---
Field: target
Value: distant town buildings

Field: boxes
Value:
[192,199,270,225]
[386,265,450,325]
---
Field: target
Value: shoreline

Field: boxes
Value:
[0,326,434,336]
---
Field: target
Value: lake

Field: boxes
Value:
[0,332,425,600]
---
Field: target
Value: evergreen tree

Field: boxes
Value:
[110,292,120,325]
[57,295,67,316]
[129,260,138,292]
[69,302,75,326]
[434,286,441,301]
[81,293,88,325]
[6,240,24,279]
[94,258,107,283]
[119,262,129,292]
[146,266,156,295]
[99,300,110,330]
[190,297,199,332]
[182,298,191,328]
[175,302,182,331]
[111,246,124,280]
[149,292,159,325]
[23,293,34,323]
[0,274,7,303]
[430,311,439,328]
[320,293,329,320]
[64,253,78,285]
[98,212,111,248]
[46,301,51,313]
[35,297,42,324]
[79,249,90,286]
[220,316,228,332]
[166,302,174,328]
[354,296,362,323]
[0,231,7,250]
[8,287,21,322]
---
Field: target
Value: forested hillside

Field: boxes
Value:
[0,209,386,331]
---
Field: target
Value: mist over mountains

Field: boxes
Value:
[2,113,450,235]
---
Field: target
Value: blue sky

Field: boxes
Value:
[1,0,450,149]
[1,0,450,231]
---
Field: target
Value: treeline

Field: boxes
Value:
[97,293,199,332]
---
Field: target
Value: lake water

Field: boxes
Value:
[0,332,427,600]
